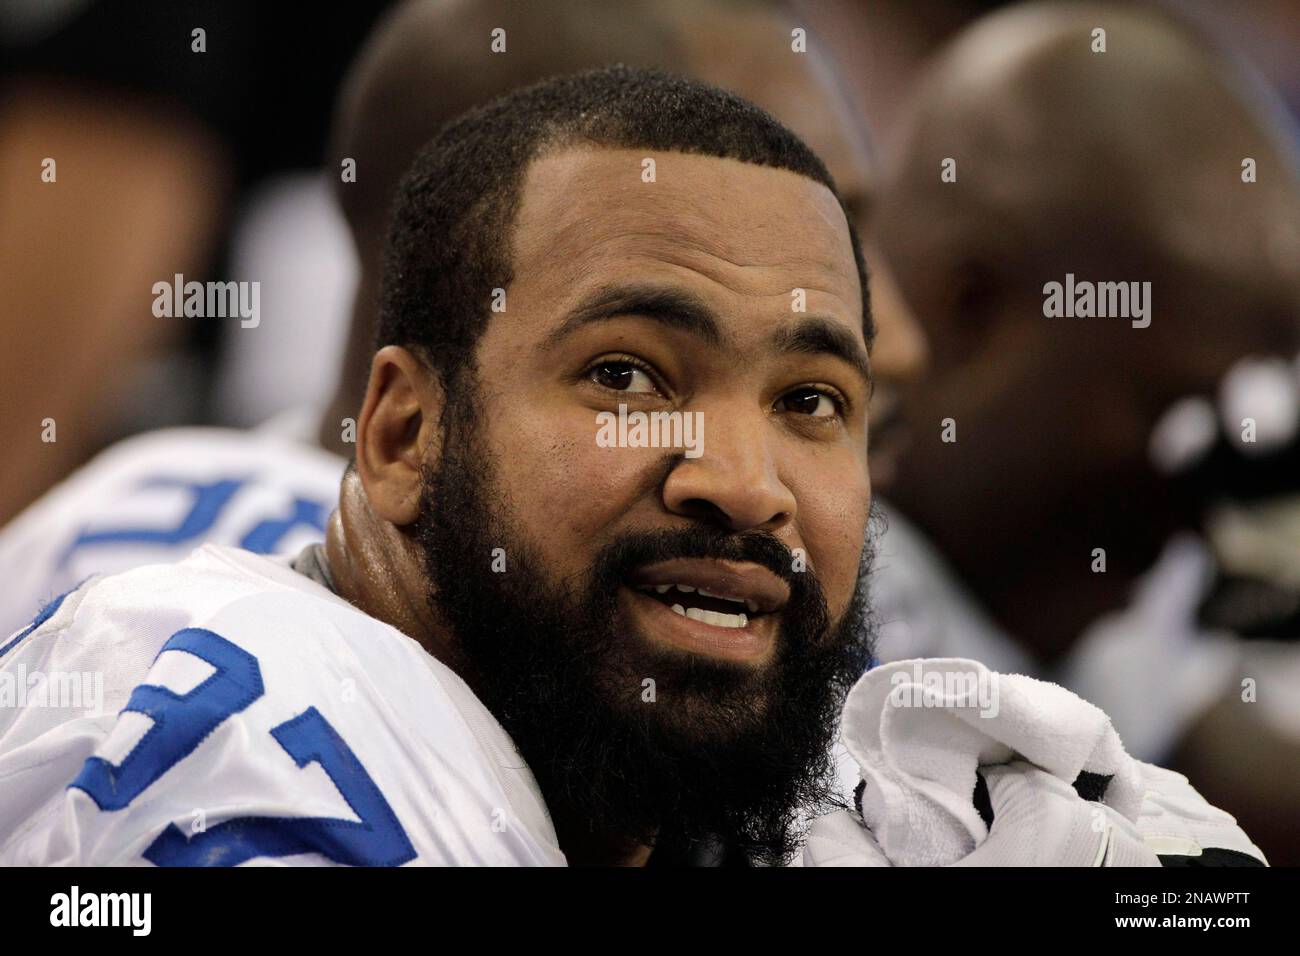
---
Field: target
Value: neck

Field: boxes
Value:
[325,470,449,660]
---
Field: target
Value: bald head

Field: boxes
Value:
[879,1,1300,396]
[876,1,1300,661]
[333,0,684,256]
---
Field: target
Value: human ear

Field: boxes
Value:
[354,345,443,526]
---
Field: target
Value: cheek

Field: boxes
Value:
[791,457,872,613]
[482,401,661,552]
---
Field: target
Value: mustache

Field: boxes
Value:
[595,525,812,597]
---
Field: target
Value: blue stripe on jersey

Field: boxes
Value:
[58,477,246,566]
[239,496,328,554]
[0,586,75,658]
[57,475,330,562]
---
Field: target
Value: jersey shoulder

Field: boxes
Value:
[0,425,347,635]
[0,546,563,866]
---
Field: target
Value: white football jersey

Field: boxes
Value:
[0,544,566,866]
[0,420,347,637]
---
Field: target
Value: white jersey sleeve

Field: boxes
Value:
[0,424,347,637]
[0,545,565,867]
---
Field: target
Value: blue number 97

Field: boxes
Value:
[71,627,416,867]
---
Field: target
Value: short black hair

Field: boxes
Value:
[378,64,871,388]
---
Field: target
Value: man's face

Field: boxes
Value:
[413,146,875,861]
[486,146,870,663]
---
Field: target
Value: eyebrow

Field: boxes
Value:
[772,318,874,392]
[546,281,872,390]
[544,283,731,349]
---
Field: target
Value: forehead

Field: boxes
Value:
[508,145,862,322]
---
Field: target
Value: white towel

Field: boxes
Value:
[840,657,1145,866]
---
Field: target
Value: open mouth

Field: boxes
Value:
[620,557,791,663]
[630,582,759,629]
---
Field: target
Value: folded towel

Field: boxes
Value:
[840,657,1145,866]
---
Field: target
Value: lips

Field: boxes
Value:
[626,558,790,616]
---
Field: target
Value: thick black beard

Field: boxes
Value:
[411,389,876,865]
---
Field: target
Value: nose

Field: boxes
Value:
[661,402,796,533]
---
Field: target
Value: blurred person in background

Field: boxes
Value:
[0,0,391,525]
[790,0,1003,155]
[1172,0,1300,136]
[875,0,1300,861]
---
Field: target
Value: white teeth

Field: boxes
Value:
[683,607,747,629]
[640,583,759,618]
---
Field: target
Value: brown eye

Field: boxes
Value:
[590,360,657,394]
[778,387,839,418]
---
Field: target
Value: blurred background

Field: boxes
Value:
[2,0,1297,862]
